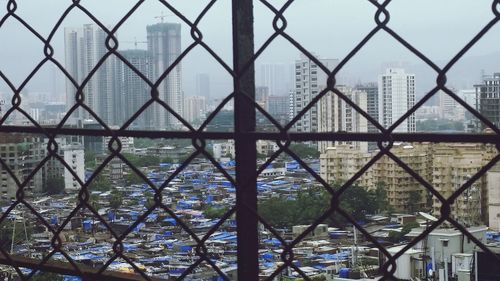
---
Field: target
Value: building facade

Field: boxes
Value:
[356,82,379,152]
[266,95,289,123]
[320,142,496,222]
[475,72,500,131]
[431,143,495,226]
[184,95,207,124]
[147,23,183,129]
[0,134,45,200]
[195,73,210,99]
[64,24,119,125]
[62,144,85,191]
[317,85,368,153]
[118,49,154,129]
[378,68,416,132]
[291,55,338,133]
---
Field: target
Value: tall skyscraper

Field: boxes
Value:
[266,95,289,121]
[438,89,464,121]
[64,24,119,125]
[356,82,378,151]
[258,63,291,96]
[195,73,210,99]
[147,23,183,129]
[184,95,207,124]
[292,54,338,132]
[317,85,368,152]
[118,49,154,129]
[475,72,500,131]
[378,68,416,132]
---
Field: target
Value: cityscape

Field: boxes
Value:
[0,1,500,281]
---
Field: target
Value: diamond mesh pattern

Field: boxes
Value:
[0,0,498,280]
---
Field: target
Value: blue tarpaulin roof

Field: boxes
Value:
[263,238,281,247]
[163,218,177,225]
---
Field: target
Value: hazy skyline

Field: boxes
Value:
[1,0,499,101]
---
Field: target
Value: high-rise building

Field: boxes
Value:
[320,142,496,222]
[117,49,154,129]
[438,89,464,121]
[475,72,500,131]
[195,73,210,99]
[256,86,269,104]
[292,55,338,133]
[317,85,368,152]
[184,95,207,124]
[147,23,183,129]
[0,134,45,200]
[355,82,378,151]
[64,24,119,125]
[258,63,291,96]
[378,68,416,132]
[355,83,378,129]
[62,143,85,191]
[266,95,289,123]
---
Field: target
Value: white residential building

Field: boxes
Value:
[317,85,368,153]
[184,95,207,123]
[291,55,338,133]
[438,90,465,120]
[62,144,85,191]
[378,68,416,132]
[64,24,119,125]
[103,127,135,154]
[212,141,235,160]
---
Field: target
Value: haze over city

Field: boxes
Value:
[0,1,499,281]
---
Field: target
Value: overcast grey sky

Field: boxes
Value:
[0,0,499,99]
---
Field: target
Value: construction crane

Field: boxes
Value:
[154,11,173,23]
[122,38,148,49]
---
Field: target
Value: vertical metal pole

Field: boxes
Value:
[232,0,258,280]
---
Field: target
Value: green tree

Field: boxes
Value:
[134,138,156,148]
[126,172,144,185]
[43,176,65,195]
[89,174,111,192]
[373,181,389,213]
[407,190,422,213]
[416,119,465,132]
[258,184,377,228]
[160,157,173,163]
[203,206,229,220]
[89,193,101,210]
[109,190,123,211]
[123,153,160,167]
[289,143,320,159]
[84,150,97,169]
[145,192,155,209]
[0,220,32,250]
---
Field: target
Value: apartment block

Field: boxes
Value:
[475,72,500,131]
[378,68,416,132]
[0,134,45,200]
[431,143,496,226]
[317,85,368,153]
[320,142,495,223]
[292,55,338,133]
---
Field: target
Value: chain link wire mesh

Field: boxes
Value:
[0,0,498,280]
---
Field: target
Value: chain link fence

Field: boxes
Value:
[0,0,499,280]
